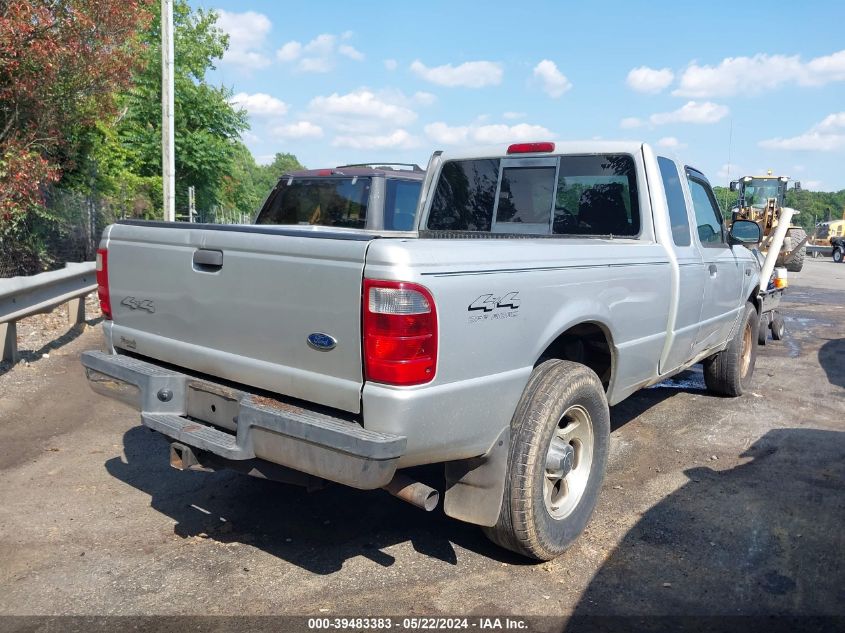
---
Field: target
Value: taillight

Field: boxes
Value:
[363,279,437,386]
[96,248,111,320]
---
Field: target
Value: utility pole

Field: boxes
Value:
[188,185,195,222]
[161,0,176,222]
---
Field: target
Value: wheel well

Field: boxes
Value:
[537,323,613,389]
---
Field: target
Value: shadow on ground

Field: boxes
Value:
[818,338,845,389]
[567,428,845,619]
[102,379,691,575]
[105,425,523,574]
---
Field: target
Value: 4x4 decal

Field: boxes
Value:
[468,291,521,312]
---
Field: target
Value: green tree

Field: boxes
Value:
[98,0,248,220]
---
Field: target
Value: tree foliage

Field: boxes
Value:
[98,0,248,218]
[0,0,151,214]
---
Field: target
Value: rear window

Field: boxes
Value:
[427,159,499,231]
[553,156,639,236]
[384,179,422,231]
[256,177,370,228]
[427,155,640,236]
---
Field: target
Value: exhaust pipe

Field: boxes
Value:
[382,473,439,511]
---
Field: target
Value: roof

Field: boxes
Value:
[281,165,425,180]
[437,140,646,162]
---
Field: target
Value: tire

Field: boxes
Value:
[771,314,785,340]
[784,228,806,273]
[834,248,844,264]
[703,302,758,397]
[757,313,769,346]
[483,360,610,561]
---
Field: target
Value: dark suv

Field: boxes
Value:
[255,163,425,231]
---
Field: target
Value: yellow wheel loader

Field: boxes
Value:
[729,174,807,272]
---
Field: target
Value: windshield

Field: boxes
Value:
[743,179,782,208]
[256,177,371,228]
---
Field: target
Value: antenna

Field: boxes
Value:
[724,118,733,211]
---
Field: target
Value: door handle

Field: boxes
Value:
[193,249,223,272]
[708,263,718,276]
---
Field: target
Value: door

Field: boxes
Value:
[686,170,744,353]
[657,157,707,373]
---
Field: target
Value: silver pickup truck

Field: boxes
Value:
[81,141,763,560]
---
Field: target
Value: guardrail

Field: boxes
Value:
[0,262,97,363]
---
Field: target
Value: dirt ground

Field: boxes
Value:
[0,260,842,621]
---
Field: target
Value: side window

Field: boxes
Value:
[554,155,640,236]
[384,179,422,230]
[687,177,725,246]
[657,156,691,246]
[427,159,499,231]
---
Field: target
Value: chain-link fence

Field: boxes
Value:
[0,187,117,278]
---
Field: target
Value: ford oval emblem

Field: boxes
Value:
[307,332,337,351]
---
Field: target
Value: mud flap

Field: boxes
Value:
[443,427,509,527]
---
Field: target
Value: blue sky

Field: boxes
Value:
[196,0,845,191]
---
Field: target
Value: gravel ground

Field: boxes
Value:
[0,260,842,622]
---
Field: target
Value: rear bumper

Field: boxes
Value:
[80,350,406,489]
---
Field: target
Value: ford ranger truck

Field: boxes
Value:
[81,142,763,560]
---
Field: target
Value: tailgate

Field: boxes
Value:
[103,222,374,413]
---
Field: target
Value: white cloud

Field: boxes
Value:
[276,41,302,62]
[309,89,417,126]
[384,59,398,71]
[338,44,364,61]
[412,91,437,106]
[230,92,288,117]
[620,117,644,129]
[216,10,272,70]
[533,60,572,98]
[649,101,729,125]
[626,66,674,93]
[657,136,686,148]
[674,49,845,98]
[410,60,503,88]
[332,129,419,150]
[759,111,845,151]
[271,121,324,139]
[503,111,526,120]
[424,121,553,145]
[276,33,364,72]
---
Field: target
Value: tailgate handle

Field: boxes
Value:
[193,249,223,271]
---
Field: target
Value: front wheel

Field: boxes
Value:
[703,302,758,397]
[834,247,844,264]
[771,314,786,340]
[483,360,610,560]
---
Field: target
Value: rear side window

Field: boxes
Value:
[554,155,640,236]
[256,178,370,228]
[658,156,691,246]
[427,159,499,231]
[384,179,422,231]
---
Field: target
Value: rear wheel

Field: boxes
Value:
[703,302,758,397]
[483,360,610,561]
[834,247,844,264]
[784,228,807,272]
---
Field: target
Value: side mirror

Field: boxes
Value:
[729,181,738,192]
[729,219,762,245]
